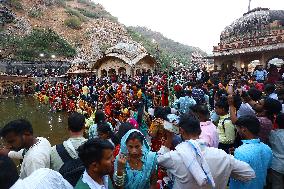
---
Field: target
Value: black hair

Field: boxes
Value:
[126,131,144,145]
[263,98,282,122]
[154,106,166,119]
[115,122,135,144]
[178,114,201,135]
[0,119,33,137]
[247,88,262,101]
[192,104,210,118]
[265,84,276,94]
[0,155,19,189]
[235,115,260,135]
[233,93,242,110]
[184,90,192,96]
[276,113,284,129]
[164,107,171,115]
[215,99,229,112]
[135,101,144,127]
[215,89,227,99]
[78,138,114,169]
[180,90,186,97]
[95,111,106,124]
[97,122,118,145]
[68,112,85,132]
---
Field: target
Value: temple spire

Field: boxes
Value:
[248,0,252,12]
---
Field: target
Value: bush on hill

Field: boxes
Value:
[28,8,43,18]
[64,16,82,29]
[65,8,86,21]
[8,0,23,10]
[76,8,99,19]
[0,29,76,60]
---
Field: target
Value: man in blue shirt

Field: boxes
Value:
[230,115,272,189]
[253,65,267,82]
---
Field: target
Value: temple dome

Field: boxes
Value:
[220,8,284,43]
[105,42,148,65]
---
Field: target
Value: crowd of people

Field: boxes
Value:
[0,63,284,189]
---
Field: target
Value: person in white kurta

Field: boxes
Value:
[0,119,51,179]
[8,137,52,178]
[157,114,256,189]
[10,168,73,189]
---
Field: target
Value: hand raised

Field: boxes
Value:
[117,153,127,174]
[228,95,234,106]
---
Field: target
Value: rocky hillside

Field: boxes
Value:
[0,0,205,68]
[128,26,206,66]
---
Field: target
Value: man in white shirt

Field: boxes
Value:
[196,69,203,81]
[50,112,87,186]
[0,119,51,179]
[157,114,256,189]
[0,155,72,189]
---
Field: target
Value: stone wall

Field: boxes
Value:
[0,60,71,75]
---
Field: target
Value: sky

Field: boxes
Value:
[94,0,284,54]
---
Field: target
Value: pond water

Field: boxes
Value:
[0,96,69,146]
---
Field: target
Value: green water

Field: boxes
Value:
[0,96,69,146]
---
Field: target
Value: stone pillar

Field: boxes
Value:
[244,62,249,72]
[106,68,109,77]
[235,56,243,71]
[22,82,26,93]
[126,67,131,76]
[260,53,267,68]
[98,68,101,78]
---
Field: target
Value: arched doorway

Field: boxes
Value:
[101,69,107,77]
[118,67,126,76]
[221,60,235,71]
[248,60,260,73]
[136,69,141,76]
[108,69,116,77]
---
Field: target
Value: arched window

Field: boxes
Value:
[101,69,107,77]
[118,67,126,75]
[108,69,116,76]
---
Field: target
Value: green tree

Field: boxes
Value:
[1,29,76,60]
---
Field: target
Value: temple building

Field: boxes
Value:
[210,8,284,72]
[92,42,157,77]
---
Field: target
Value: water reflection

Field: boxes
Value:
[0,96,69,145]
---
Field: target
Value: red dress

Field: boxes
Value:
[150,118,165,152]
[161,93,169,107]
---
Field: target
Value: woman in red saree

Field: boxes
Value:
[149,107,166,152]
